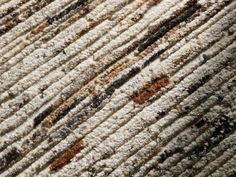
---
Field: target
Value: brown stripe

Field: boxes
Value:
[50,140,87,171]
[0,0,54,36]
[132,76,170,104]
[0,0,29,18]
[31,20,49,35]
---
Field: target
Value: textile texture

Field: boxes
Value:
[0,0,236,176]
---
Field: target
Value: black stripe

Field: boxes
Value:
[0,0,54,36]
[191,115,236,158]
[138,1,201,52]
[90,67,141,108]
[105,67,141,95]
[52,96,86,124]
[0,148,20,172]
[33,105,54,127]
[48,0,87,24]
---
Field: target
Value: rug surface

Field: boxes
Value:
[0,0,236,176]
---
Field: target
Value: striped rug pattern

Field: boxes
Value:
[0,0,236,176]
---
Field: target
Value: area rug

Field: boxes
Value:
[0,0,235,176]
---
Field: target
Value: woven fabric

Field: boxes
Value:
[0,0,235,176]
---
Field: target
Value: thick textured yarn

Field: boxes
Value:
[0,0,236,176]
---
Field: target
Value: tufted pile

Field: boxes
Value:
[0,0,236,176]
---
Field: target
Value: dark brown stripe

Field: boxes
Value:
[27,68,143,172]
[152,114,236,171]
[0,0,29,18]
[187,74,211,95]
[0,148,21,172]
[141,0,230,67]
[0,0,142,120]
[52,96,85,124]
[126,92,234,176]
[0,0,54,36]
[180,115,236,175]
[138,0,201,52]
[105,67,141,95]
[90,93,108,109]
[48,0,87,25]
[0,4,98,121]
[89,67,141,108]
[33,105,54,128]
[39,1,91,43]
[210,115,236,145]
[40,0,202,130]
[43,31,145,127]
[142,48,166,67]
